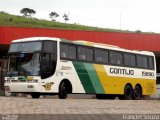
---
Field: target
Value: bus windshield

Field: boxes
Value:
[6,53,40,77]
[9,42,42,53]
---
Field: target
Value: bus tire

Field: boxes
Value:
[119,85,133,100]
[31,93,40,99]
[133,85,142,100]
[58,82,68,99]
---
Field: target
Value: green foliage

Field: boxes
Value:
[49,12,59,21]
[0,12,149,33]
[20,8,36,17]
[63,14,69,23]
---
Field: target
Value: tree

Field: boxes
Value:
[135,30,142,33]
[63,14,69,23]
[20,8,36,17]
[49,12,59,21]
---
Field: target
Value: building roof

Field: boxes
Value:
[1,26,160,51]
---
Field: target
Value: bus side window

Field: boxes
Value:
[124,53,136,67]
[109,51,122,65]
[148,57,154,69]
[137,55,148,69]
[94,49,108,64]
[68,46,76,59]
[60,44,68,59]
[41,53,55,79]
[78,46,93,62]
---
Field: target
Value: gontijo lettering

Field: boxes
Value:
[110,68,134,75]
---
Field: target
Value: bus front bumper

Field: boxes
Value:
[5,83,40,93]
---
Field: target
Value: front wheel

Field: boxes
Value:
[58,82,68,99]
[31,93,40,99]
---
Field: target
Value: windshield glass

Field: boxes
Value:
[6,53,40,77]
[9,42,42,53]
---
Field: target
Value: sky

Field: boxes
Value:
[0,0,160,33]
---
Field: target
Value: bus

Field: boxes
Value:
[4,37,156,99]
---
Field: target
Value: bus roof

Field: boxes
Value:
[11,37,154,56]
[72,40,154,56]
[11,37,61,43]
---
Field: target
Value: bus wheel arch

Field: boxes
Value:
[58,79,72,99]
[133,84,142,100]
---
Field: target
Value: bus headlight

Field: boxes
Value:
[5,80,10,83]
[27,79,38,83]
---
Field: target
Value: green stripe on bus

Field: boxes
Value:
[83,63,105,94]
[73,62,95,93]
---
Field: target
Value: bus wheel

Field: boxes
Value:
[133,85,142,100]
[31,93,40,99]
[58,82,68,99]
[119,85,133,100]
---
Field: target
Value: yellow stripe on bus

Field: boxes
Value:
[93,64,108,94]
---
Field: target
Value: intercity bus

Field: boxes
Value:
[4,37,156,99]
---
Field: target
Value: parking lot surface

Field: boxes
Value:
[0,95,160,114]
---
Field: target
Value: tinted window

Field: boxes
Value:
[68,46,76,59]
[78,47,93,62]
[148,57,154,69]
[124,53,136,67]
[137,55,148,68]
[9,42,42,52]
[60,44,76,59]
[43,41,57,54]
[60,44,68,58]
[41,54,50,79]
[109,51,122,65]
[41,54,56,79]
[94,49,108,64]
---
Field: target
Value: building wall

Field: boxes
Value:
[1,26,160,51]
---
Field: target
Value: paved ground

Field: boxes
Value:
[0,95,160,120]
[0,95,160,114]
